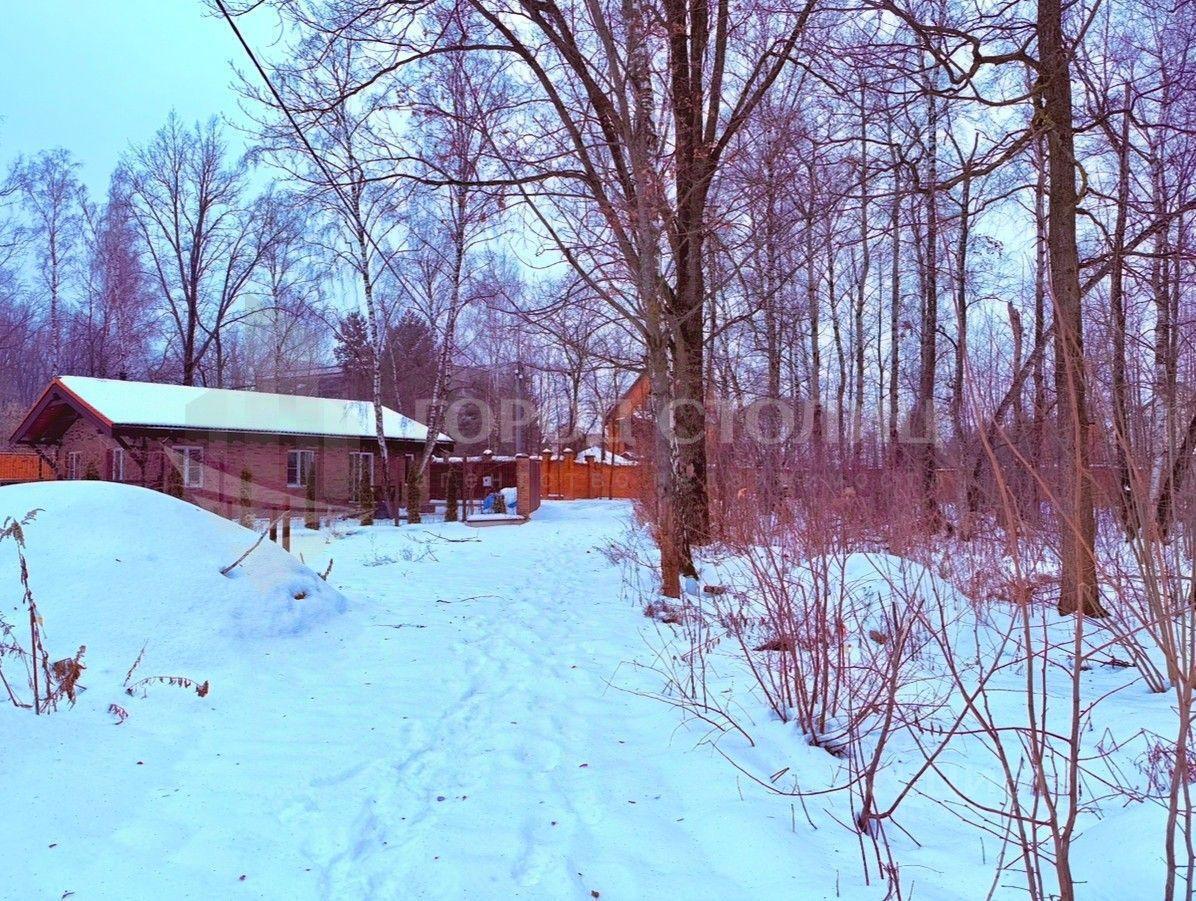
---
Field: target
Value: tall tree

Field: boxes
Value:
[127,114,273,385]
[77,169,156,379]
[247,0,822,592]
[1037,0,1100,619]
[13,148,83,376]
[245,40,410,521]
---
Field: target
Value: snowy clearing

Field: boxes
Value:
[0,483,1179,899]
[1,486,844,899]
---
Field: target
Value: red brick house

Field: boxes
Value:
[602,372,651,458]
[9,376,451,517]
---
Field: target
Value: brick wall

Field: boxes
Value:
[54,422,417,519]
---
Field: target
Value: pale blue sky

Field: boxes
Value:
[1,1,268,194]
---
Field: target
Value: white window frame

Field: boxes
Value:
[287,449,316,489]
[175,446,204,489]
[111,448,125,482]
[66,451,82,481]
[350,451,375,491]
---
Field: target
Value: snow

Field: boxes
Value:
[55,375,447,442]
[571,445,636,465]
[0,484,1182,899]
[464,512,524,523]
[0,482,345,675]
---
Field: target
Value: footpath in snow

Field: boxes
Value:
[3,488,864,901]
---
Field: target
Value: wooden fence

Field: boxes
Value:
[0,453,54,486]
[429,453,645,506]
[541,456,646,501]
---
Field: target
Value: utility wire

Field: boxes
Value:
[214,0,408,290]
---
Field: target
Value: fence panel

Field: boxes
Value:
[0,453,55,485]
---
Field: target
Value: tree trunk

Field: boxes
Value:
[1039,0,1102,624]
[1032,136,1049,510]
[854,94,870,464]
[1109,82,1137,535]
[806,167,824,458]
[661,0,713,559]
[914,84,941,527]
[356,226,395,525]
[951,172,971,449]
[888,173,902,461]
[1155,406,1196,539]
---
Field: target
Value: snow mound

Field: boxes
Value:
[0,482,346,695]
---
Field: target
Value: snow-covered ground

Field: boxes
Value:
[0,483,1181,899]
[0,485,856,900]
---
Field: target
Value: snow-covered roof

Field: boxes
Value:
[55,375,449,443]
[571,445,637,466]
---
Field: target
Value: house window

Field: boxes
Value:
[175,447,204,489]
[66,451,82,480]
[349,452,374,494]
[110,448,125,482]
[287,450,316,488]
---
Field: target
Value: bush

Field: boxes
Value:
[239,469,254,527]
[360,482,375,526]
[407,468,423,524]
[164,463,184,498]
[493,489,507,515]
[445,470,460,522]
[84,460,100,480]
[305,470,318,530]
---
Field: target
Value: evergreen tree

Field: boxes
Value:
[334,311,374,400]
[385,312,438,416]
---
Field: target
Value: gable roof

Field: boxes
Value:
[13,376,449,444]
[603,372,650,426]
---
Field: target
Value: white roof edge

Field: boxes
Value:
[54,375,451,444]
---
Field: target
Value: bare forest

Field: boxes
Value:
[3,0,1196,895]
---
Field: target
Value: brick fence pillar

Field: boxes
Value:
[516,453,532,517]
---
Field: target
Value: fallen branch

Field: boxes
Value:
[221,512,285,577]
[420,531,481,543]
[435,594,505,604]
[125,675,210,698]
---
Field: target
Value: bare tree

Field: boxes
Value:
[1036,0,1100,618]
[398,6,509,479]
[76,169,156,379]
[127,114,276,386]
[244,40,410,520]
[12,148,83,377]
[246,0,822,592]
